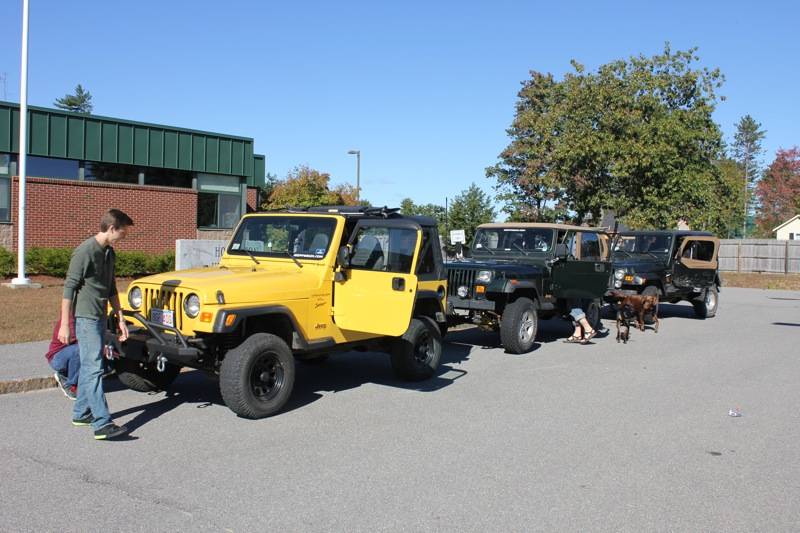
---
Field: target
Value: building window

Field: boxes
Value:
[198,192,241,228]
[197,174,242,229]
[0,154,10,222]
[85,162,139,184]
[145,167,193,188]
[26,156,79,180]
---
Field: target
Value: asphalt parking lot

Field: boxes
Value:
[2,287,799,532]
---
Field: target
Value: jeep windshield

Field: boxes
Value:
[613,233,672,260]
[472,228,555,256]
[228,216,336,260]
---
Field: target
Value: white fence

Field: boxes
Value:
[719,239,800,273]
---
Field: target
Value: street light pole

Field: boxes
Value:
[347,149,360,202]
[12,0,31,287]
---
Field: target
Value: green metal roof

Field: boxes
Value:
[0,101,265,187]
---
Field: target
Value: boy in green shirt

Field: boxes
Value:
[60,209,132,440]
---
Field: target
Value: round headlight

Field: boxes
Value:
[183,293,201,318]
[128,286,142,309]
[614,269,625,281]
[457,286,469,298]
[476,270,493,284]
[614,280,623,288]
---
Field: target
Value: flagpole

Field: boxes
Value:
[11,0,31,286]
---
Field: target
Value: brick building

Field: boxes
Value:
[0,101,265,253]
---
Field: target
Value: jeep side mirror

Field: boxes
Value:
[337,246,351,269]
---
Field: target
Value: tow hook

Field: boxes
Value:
[156,354,168,373]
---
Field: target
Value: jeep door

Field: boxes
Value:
[672,236,719,288]
[333,220,421,336]
[551,230,612,300]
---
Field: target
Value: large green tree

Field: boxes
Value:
[263,166,364,209]
[487,45,734,232]
[732,115,766,237]
[54,84,93,113]
[400,198,447,236]
[447,184,496,244]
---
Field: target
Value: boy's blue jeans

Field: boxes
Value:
[73,318,112,430]
[49,343,80,388]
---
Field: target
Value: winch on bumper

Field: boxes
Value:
[107,310,204,368]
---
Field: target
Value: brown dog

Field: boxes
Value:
[609,291,659,343]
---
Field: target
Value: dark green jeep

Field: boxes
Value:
[445,223,612,353]
[609,230,721,318]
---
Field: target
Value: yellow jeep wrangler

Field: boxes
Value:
[110,206,448,418]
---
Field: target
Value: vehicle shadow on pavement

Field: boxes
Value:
[109,370,224,431]
[282,342,474,414]
[444,319,581,352]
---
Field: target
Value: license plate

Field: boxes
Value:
[151,308,174,327]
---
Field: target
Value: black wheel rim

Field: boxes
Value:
[414,329,434,366]
[250,352,285,402]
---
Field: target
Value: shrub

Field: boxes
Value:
[0,246,175,278]
[0,248,15,277]
[26,247,73,277]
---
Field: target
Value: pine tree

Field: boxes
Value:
[732,115,766,237]
[54,84,93,113]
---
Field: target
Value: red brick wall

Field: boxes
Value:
[8,177,197,253]
[247,186,259,212]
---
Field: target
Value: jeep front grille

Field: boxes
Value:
[447,267,477,297]
[142,287,185,330]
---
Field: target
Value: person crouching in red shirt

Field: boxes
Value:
[46,315,80,400]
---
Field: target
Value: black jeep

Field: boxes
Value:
[445,223,612,353]
[609,230,721,318]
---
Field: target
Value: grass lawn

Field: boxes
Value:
[721,272,800,291]
[0,276,130,345]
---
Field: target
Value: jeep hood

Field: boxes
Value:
[128,266,318,304]
[448,259,547,277]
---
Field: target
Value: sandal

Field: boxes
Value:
[581,329,597,344]
[563,335,583,343]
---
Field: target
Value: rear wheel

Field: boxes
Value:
[220,333,295,419]
[115,358,181,392]
[692,283,719,319]
[500,297,538,354]
[390,317,442,381]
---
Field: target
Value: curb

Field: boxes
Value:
[0,376,57,395]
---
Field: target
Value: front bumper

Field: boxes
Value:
[110,311,202,366]
[447,296,496,313]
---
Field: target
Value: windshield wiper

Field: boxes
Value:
[475,247,495,255]
[244,249,260,265]
[284,251,303,268]
[512,243,531,256]
[613,250,632,258]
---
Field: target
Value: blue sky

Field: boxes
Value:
[1,0,798,210]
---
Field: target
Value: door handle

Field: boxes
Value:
[392,277,405,291]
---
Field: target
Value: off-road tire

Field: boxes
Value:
[584,298,603,331]
[692,283,719,319]
[220,333,295,419]
[115,358,181,392]
[642,286,661,325]
[390,317,442,381]
[500,297,538,354]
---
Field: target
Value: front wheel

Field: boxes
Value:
[115,358,181,392]
[220,333,295,419]
[390,317,442,381]
[693,284,719,319]
[500,297,538,354]
[584,298,603,331]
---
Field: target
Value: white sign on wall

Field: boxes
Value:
[176,240,228,270]
[449,229,466,244]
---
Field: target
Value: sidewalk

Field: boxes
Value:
[0,341,57,394]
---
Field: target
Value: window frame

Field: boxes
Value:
[197,191,243,230]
